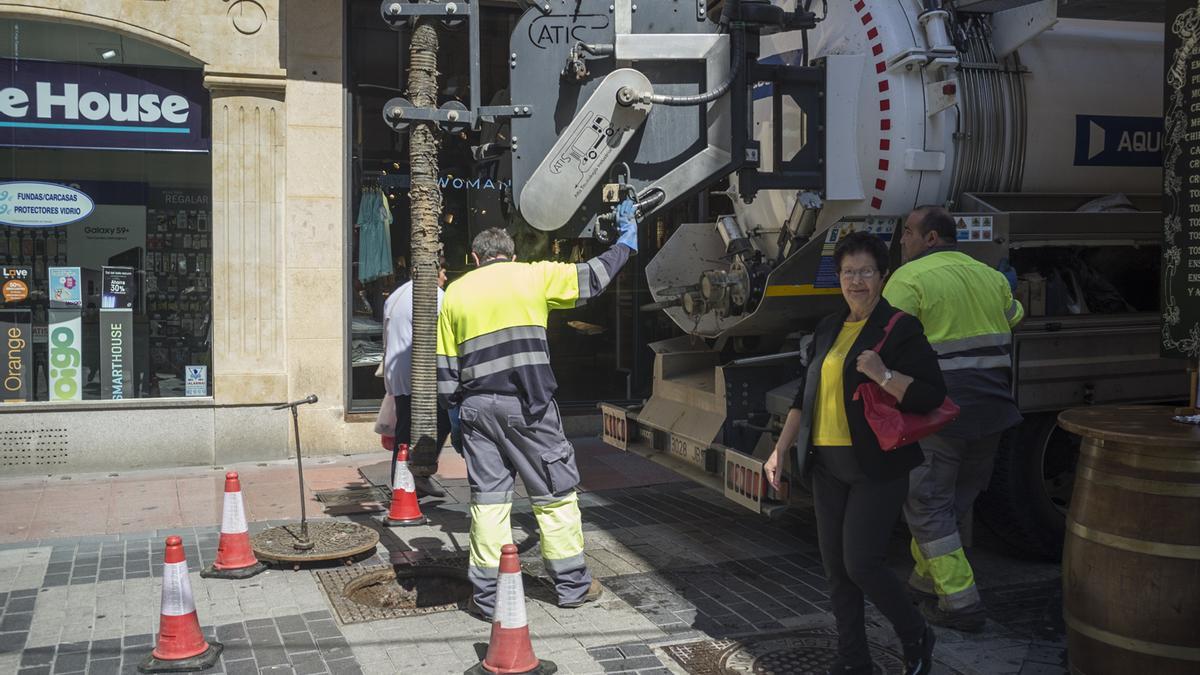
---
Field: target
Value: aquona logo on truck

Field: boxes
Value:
[1074,115,1163,167]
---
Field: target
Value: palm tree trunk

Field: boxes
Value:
[407,18,442,476]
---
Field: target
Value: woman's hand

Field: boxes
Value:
[856,350,887,384]
[764,447,783,490]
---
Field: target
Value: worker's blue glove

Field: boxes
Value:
[615,197,638,251]
[998,258,1018,293]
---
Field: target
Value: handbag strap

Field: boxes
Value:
[870,311,907,352]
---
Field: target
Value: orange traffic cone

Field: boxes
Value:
[383,444,428,527]
[466,544,557,675]
[201,472,267,579]
[139,536,223,673]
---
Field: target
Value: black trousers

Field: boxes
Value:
[392,394,450,480]
[812,446,925,664]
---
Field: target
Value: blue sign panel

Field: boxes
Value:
[0,57,209,153]
[1073,115,1162,167]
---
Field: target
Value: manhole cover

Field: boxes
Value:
[662,628,966,675]
[315,555,472,624]
[251,521,379,564]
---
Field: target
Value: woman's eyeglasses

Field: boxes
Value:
[838,267,878,280]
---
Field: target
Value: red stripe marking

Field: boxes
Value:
[880,99,891,112]
[854,0,865,11]
[875,179,887,191]
[880,139,891,151]
[872,43,883,56]
[876,61,886,74]
[879,159,890,171]
[878,80,889,92]
[880,118,891,131]
[867,27,879,40]
[861,13,873,25]
[871,197,883,209]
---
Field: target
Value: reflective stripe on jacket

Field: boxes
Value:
[437,244,631,414]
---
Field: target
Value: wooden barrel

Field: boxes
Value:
[1058,406,1200,675]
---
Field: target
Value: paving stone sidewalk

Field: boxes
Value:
[0,443,1067,675]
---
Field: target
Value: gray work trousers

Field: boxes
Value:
[458,393,591,615]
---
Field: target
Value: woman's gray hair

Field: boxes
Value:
[471,227,515,260]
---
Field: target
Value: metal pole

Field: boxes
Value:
[292,405,313,550]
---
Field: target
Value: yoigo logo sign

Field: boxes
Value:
[48,311,82,401]
[0,57,209,152]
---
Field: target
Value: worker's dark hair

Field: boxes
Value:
[911,205,958,244]
[833,230,890,277]
[471,227,515,260]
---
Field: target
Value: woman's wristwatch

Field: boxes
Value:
[878,369,894,387]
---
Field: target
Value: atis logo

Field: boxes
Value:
[527,13,610,50]
[1074,115,1163,167]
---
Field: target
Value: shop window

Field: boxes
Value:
[345,1,680,413]
[0,20,212,402]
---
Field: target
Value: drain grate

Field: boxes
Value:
[314,555,472,624]
[661,628,966,674]
[314,486,390,513]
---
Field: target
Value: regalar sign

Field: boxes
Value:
[0,57,209,153]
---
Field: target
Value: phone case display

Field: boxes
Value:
[145,205,211,396]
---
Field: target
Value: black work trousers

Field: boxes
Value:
[812,446,925,665]
[392,394,450,480]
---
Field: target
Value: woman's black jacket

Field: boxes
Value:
[790,297,948,481]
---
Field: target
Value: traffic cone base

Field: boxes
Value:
[382,445,428,527]
[464,658,557,675]
[200,560,267,579]
[138,642,223,673]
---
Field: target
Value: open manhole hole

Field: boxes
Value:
[661,628,967,674]
[313,486,390,514]
[314,555,472,624]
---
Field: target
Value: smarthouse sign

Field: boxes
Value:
[0,57,209,153]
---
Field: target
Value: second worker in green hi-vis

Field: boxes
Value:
[436,199,638,620]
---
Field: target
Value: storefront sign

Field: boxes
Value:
[101,310,134,400]
[48,266,81,308]
[48,309,82,401]
[101,266,135,309]
[0,181,95,227]
[2,266,30,304]
[1163,0,1200,358]
[0,57,210,153]
[0,309,31,402]
[185,365,207,397]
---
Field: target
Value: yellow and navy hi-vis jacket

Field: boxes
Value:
[883,248,1024,438]
[437,243,632,415]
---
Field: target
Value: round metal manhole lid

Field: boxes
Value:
[251,521,379,563]
[717,633,904,675]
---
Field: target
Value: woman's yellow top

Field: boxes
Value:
[811,319,867,446]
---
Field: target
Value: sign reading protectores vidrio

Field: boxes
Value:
[0,57,210,153]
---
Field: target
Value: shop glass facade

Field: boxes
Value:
[345,0,684,413]
[0,19,212,402]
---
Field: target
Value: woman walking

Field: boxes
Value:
[764,231,945,675]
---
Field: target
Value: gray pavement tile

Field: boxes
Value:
[282,632,318,654]
[587,646,622,662]
[301,611,333,622]
[41,576,69,588]
[275,616,308,634]
[19,667,52,675]
[222,660,259,675]
[325,658,363,675]
[254,645,289,668]
[89,639,121,659]
[20,646,55,666]
[121,635,152,648]
[51,651,87,674]
[0,630,28,652]
[85,659,120,675]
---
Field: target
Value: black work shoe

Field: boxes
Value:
[920,599,986,633]
[827,657,873,675]
[464,597,492,623]
[413,475,446,498]
[558,579,603,608]
[901,624,936,675]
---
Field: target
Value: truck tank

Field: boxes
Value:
[648,2,1163,339]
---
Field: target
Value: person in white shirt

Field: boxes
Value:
[383,261,452,497]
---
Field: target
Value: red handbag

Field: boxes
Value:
[852,312,960,451]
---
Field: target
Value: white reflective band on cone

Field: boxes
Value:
[160,561,197,616]
[394,461,416,493]
[220,491,248,535]
[495,572,528,629]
